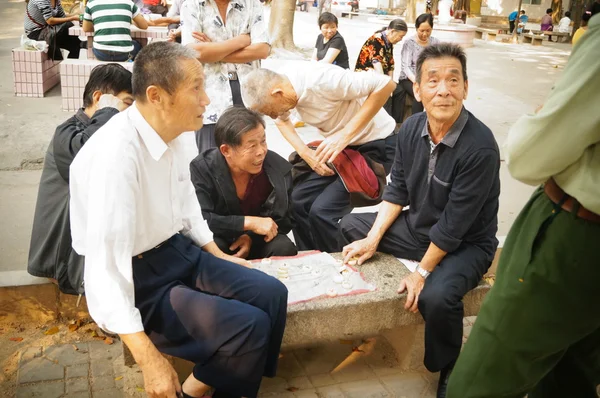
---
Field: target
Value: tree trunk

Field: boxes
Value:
[269,0,297,49]
[405,0,417,22]
[511,0,523,43]
[551,0,562,24]
[570,0,585,33]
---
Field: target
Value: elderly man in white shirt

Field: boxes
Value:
[70,42,288,398]
[181,0,270,152]
[242,61,397,252]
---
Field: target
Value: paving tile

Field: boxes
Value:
[362,337,403,377]
[45,344,90,366]
[330,358,378,383]
[66,377,90,393]
[67,364,89,379]
[258,392,295,398]
[293,389,319,398]
[64,393,91,398]
[315,385,346,398]
[258,376,289,394]
[92,388,125,398]
[276,352,307,379]
[286,376,313,390]
[18,357,64,383]
[89,340,122,361]
[20,346,42,363]
[91,375,116,391]
[380,373,429,397]
[294,344,352,375]
[307,373,337,388]
[338,379,391,398]
[16,381,64,397]
[91,360,114,378]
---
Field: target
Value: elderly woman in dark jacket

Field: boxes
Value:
[191,106,297,260]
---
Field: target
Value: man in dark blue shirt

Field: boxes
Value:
[340,43,500,398]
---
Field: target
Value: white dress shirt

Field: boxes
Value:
[70,104,212,334]
[270,60,396,146]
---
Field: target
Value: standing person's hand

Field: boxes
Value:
[160,0,167,6]
[141,354,182,398]
[397,272,425,313]
[302,148,335,177]
[229,234,252,258]
[315,129,352,164]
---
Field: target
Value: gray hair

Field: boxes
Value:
[215,106,266,147]
[241,68,286,110]
[132,41,199,100]
[416,42,468,83]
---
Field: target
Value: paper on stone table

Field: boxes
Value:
[252,251,376,305]
[398,258,419,273]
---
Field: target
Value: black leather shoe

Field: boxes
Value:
[437,361,455,398]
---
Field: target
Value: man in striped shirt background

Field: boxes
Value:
[83,0,149,62]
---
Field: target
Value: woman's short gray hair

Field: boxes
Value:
[241,68,285,110]
[132,42,199,100]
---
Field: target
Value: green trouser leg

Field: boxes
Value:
[446,188,600,398]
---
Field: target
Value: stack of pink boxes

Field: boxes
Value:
[12,48,61,98]
[60,59,134,112]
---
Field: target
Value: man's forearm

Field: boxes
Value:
[221,43,270,63]
[47,15,77,25]
[344,80,396,140]
[275,118,310,157]
[367,201,403,242]
[120,332,164,369]
[419,242,447,272]
[188,37,247,63]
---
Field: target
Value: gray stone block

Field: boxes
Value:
[91,375,116,391]
[16,381,64,398]
[45,344,90,366]
[91,360,114,378]
[18,357,64,383]
[89,340,121,361]
[66,364,89,379]
[66,377,90,393]
[64,393,91,398]
[380,372,429,396]
[282,253,491,348]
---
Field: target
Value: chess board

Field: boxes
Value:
[251,251,376,305]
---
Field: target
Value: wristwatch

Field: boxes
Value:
[416,264,431,279]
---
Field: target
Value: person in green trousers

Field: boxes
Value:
[446,14,600,398]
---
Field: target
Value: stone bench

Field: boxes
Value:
[529,30,570,43]
[123,249,499,367]
[59,59,133,112]
[11,48,61,98]
[523,33,545,46]
[475,28,498,41]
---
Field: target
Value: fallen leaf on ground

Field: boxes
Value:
[9,337,23,342]
[115,376,123,381]
[72,344,79,351]
[44,326,60,335]
[104,337,114,345]
[136,387,145,392]
[338,339,353,345]
[484,275,496,286]
[287,387,299,392]
[68,324,79,332]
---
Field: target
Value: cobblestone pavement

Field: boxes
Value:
[15,318,480,397]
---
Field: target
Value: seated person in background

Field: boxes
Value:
[147,0,185,43]
[28,64,133,295]
[144,0,168,16]
[242,62,397,253]
[24,0,81,60]
[312,12,349,69]
[540,8,554,40]
[572,11,592,45]
[355,19,408,125]
[83,0,148,62]
[340,43,500,398]
[191,106,297,260]
[557,10,572,32]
